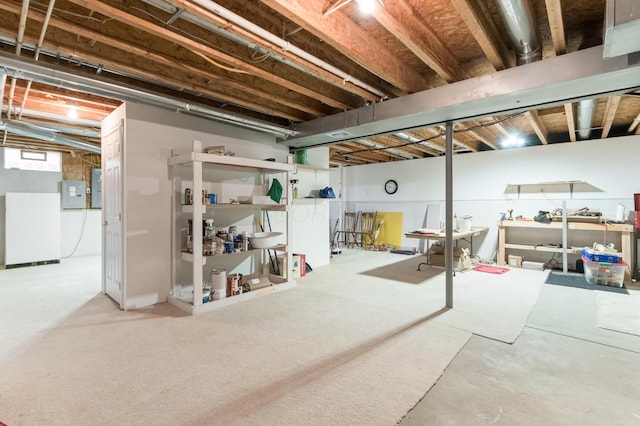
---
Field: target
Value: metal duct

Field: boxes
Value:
[142,0,388,99]
[2,70,101,153]
[0,51,296,139]
[574,28,602,140]
[0,119,101,153]
[495,0,542,65]
[576,99,594,139]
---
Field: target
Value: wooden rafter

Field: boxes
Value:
[449,0,512,71]
[601,95,622,138]
[544,0,567,56]
[372,135,428,158]
[340,140,408,161]
[524,110,549,145]
[259,0,428,93]
[564,103,577,142]
[628,111,640,134]
[0,26,310,122]
[455,121,498,150]
[368,0,467,83]
[163,0,379,102]
[0,3,328,119]
[64,0,351,110]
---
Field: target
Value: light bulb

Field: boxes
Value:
[502,134,524,147]
[359,0,376,13]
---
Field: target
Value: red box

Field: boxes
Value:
[294,253,306,277]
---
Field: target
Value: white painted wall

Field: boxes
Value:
[334,135,640,264]
[113,102,329,309]
[61,210,102,257]
[291,146,331,268]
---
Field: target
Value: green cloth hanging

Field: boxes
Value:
[267,178,283,203]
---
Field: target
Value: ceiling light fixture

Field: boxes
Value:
[67,106,78,119]
[323,0,382,16]
[502,134,525,147]
[359,0,376,13]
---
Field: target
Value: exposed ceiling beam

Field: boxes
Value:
[628,111,640,133]
[564,103,577,141]
[163,0,379,102]
[0,26,312,122]
[284,46,640,148]
[455,121,498,150]
[601,95,622,138]
[390,134,441,156]
[524,110,549,144]
[0,1,334,118]
[258,0,428,93]
[367,0,467,83]
[65,0,351,110]
[439,125,478,152]
[374,135,426,158]
[544,0,567,55]
[450,0,512,71]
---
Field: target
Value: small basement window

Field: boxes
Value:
[3,147,61,172]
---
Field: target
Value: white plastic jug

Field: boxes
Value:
[456,215,472,233]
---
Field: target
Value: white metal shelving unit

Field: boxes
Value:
[168,140,296,315]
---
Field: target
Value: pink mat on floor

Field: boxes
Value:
[473,265,510,274]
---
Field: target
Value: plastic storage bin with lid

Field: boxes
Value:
[581,256,626,288]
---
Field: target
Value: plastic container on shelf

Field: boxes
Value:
[582,247,621,263]
[581,256,626,288]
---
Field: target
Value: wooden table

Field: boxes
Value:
[497,220,633,266]
[405,226,489,271]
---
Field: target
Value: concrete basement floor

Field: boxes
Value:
[1,254,639,425]
[400,279,640,425]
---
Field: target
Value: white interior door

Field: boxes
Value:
[102,121,124,308]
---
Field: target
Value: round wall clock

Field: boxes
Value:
[384,179,398,194]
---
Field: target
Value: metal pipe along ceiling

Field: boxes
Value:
[0,51,296,139]
[495,0,542,65]
[0,119,102,154]
[143,0,388,100]
[195,0,388,98]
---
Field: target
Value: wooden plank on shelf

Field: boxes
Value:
[193,152,295,172]
[168,280,296,315]
[504,243,536,251]
[497,220,633,232]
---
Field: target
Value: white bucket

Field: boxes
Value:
[456,215,472,233]
[211,288,226,300]
[211,268,226,290]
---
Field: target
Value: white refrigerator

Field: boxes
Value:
[5,192,61,266]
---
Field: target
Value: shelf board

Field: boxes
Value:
[169,152,295,173]
[181,203,287,213]
[181,244,287,261]
[168,279,296,314]
[291,198,328,205]
[504,243,582,254]
[294,164,331,172]
[498,220,633,232]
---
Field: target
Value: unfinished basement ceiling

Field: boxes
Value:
[0,0,639,165]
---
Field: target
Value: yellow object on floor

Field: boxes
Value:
[376,212,403,247]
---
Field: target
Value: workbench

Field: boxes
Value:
[497,220,633,268]
[405,226,489,270]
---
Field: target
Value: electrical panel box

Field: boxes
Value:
[61,180,86,209]
[91,168,102,208]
